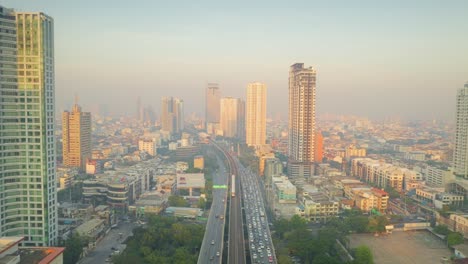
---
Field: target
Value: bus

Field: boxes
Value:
[231,175,236,197]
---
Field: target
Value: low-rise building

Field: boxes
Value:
[193,155,204,170]
[301,192,339,222]
[138,138,158,156]
[0,237,65,264]
[176,173,205,198]
[75,219,106,242]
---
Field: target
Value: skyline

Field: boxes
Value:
[3,0,468,120]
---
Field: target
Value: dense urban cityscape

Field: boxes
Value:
[0,2,468,264]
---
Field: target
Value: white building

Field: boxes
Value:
[425,166,455,188]
[454,82,468,178]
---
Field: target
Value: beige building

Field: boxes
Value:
[344,145,366,158]
[138,138,157,156]
[301,192,339,222]
[288,63,317,179]
[353,188,389,213]
[62,103,92,170]
[205,83,221,127]
[246,82,266,147]
[220,97,243,138]
[194,155,204,170]
[161,96,184,134]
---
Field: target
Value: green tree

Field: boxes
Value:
[277,255,293,264]
[353,245,374,264]
[433,225,450,236]
[313,254,341,264]
[448,232,464,247]
[197,197,206,209]
[63,233,87,264]
[168,195,189,207]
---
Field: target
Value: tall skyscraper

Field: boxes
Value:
[136,96,144,122]
[0,6,58,246]
[205,83,221,128]
[288,63,316,179]
[220,97,243,138]
[62,100,92,170]
[161,96,184,134]
[238,99,246,140]
[454,82,468,178]
[246,82,267,147]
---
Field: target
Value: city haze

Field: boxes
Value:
[4,0,468,120]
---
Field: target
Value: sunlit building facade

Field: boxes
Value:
[288,63,316,179]
[62,103,92,170]
[205,83,220,128]
[220,97,243,138]
[246,82,266,147]
[0,6,58,246]
[454,82,468,178]
[161,96,184,135]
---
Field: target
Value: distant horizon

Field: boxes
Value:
[3,0,468,120]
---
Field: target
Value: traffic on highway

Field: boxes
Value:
[236,157,277,264]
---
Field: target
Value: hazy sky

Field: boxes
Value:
[4,0,468,120]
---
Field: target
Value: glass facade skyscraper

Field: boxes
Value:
[0,6,57,246]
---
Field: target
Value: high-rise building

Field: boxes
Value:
[220,97,243,138]
[137,96,143,122]
[454,82,468,178]
[237,99,245,140]
[161,97,184,134]
[314,131,324,163]
[206,83,220,127]
[288,63,316,179]
[62,101,92,170]
[0,6,58,246]
[246,82,267,147]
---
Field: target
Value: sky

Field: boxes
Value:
[3,0,468,120]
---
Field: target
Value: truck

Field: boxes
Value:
[231,174,236,197]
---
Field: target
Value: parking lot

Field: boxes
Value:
[349,231,451,264]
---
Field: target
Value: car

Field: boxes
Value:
[111,247,116,250]
[216,251,220,257]
[219,215,224,220]
[211,240,215,245]
[210,256,214,260]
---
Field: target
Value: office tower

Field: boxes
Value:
[161,96,184,134]
[237,99,245,140]
[314,131,324,163]
[454,82,468,178]
[0,6,58,246]
[288,63,316,179]
[246,82,267,147]
[220,97,242,138]
[137,96,144,122]
[62,101,92,170]
[205,83,221,130]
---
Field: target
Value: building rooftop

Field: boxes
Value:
[19,247,65,264]
[75,219,105,235]
[0,236,23,255]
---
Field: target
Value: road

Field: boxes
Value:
[236,157,277,264]
[197,154,229,264]
[79,221,135,264]
[208,140,246,264]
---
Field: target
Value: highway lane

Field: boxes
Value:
[236,157,277,264]
[197,154,228,264]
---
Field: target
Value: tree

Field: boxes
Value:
[197,197,206,209]
[448,232,464,247]
[168,195,189,207]
[353,245,374,264]
[277,255,293,264]
[433,225,450,236]
[63,233,86,264]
